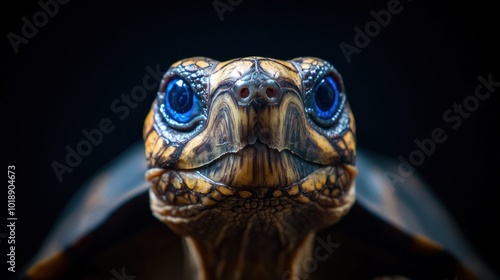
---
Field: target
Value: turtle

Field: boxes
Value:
[23,57,496,280]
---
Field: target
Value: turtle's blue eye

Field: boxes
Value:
[163,77,199,124]
[308,75,345,128]
[313,76,340,120]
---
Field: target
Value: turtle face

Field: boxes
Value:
[144,57,357,235]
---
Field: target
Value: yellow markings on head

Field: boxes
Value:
[192,180,212,195]
[182,60,195,66]
[300,63,310,70]
[272,190,283,197]
[177,94,246,169]
[151,136,166,157]
[322,188,331,196]
[338,111,356,154]
[146,57,357,210]
[159,145,176,163]
[180,173,212,194]
[210,59,253,91]
[171,174,184,190]
[238,190,253,198]
[301,178,316,193]
[217,185,236,196]
[200,197,217,206]
[170,57,216,70]
[301,58,316,64]
[149,57,353,172]
[168,192,175,202]
[145,130,159,157]
[211,190,224,201]
[295,195,311,204]
[157,172,170,192]
[176,196,191,205]
[170,60,183,68]
[189,193,198,204]
[315,175,327,190]
[287,185,300,196]
[331,189,340,197]
[259,59,301,89]
[196,60,210,68]
[327,173,337,185]
[300,169,328,192]
[260,94,340,164]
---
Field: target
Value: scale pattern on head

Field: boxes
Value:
[143,56,357,234]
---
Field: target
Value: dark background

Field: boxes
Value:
[2,0,499,279]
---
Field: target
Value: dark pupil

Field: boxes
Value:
[315,79,335,111]
[168,81,192,113]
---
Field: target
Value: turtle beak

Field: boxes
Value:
[145,168,166,182]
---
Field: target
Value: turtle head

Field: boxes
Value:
[143,56,357,278]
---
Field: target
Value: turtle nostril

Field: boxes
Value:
[266,87,276,98]
[240,87,250,98]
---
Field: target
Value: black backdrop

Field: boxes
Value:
[2,0,499,279]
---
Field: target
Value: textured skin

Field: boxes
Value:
[144,57,355,168]
[23,146,485,280]
[23,57,494,280]
[144,57,358,279]
[145,57,356,207]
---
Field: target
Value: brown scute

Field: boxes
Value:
[26,251,70,279]
[411,234,443,254]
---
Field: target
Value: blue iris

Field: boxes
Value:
[313,76,340,119]
[164,77,197,123]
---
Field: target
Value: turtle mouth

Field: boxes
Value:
[195,142,325,188]
[146,142,357,210]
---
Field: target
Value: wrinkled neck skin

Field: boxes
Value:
[181,217,316,280]
[151,185,356,280]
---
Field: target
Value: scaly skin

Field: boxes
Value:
[144,57,357,280]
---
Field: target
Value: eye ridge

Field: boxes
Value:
[313,76,340,120]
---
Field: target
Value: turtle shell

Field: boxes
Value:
[23,57,495,280]
[22,144,494,279]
